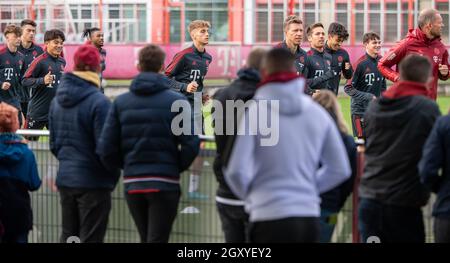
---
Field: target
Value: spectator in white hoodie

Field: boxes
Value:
[224,48,351,243]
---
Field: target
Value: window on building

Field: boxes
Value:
[384,2,398,43]
[335,3,348,30]
[436,1,449,43]
[184,0,228,42]
[256,3,268,42]
[272,4,284,42]
[369,3,381,36]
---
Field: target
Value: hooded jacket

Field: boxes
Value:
[419,114,450,218]
[224,74,351,222]
[49,72,120,190]
[213,67,260,203]
[0,133,40,235]
[378,28,450,100]
[97,72,200,194]
[360,81,441,207]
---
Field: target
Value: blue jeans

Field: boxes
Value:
[358,198,425,243]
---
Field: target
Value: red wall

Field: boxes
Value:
[62,44,449,80]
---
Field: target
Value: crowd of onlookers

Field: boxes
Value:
[1,8,450,243]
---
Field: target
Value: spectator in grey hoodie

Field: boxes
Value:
[224,48,351,243]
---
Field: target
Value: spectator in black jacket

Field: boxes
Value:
[18,19,44,117]
[359,54,441,243]
[212,48,266,243]
[324,22,353,95]
[97,45,200,243]
[0,25,26,126]
[344,32,386,139]
[312,90,357,243]
[22,29,66,137]
[419,110,450,243]
[49,45,119,243]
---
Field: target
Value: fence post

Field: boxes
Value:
[352,138,365,243]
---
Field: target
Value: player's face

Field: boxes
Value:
[309,27,325,49]
[430,14,444,38]
[365,38,381,56]
[285,23,303,46]
[90,31,104,48]
[192,27,209,46]
[21,25,36,43]
[45,37,64,57]
[6,33,21,48]
[327,35,344,51]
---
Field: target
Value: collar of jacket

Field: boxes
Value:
[382,81,430,99]
[410,28,441,45]
[310,47,325,56]
[324,42,336,54]
[192,44,206,55]
[85,40,104,53]
[366,52,380,61]
[258,71,300,88]
[73,71,101,88]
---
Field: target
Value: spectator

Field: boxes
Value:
[213,48,267,243]
[225,48,351,243]
[0,102,40,243]
[49,45,120,243]
[97,44,200,243]
[359,54,441,243]
[419,109,450,243]
[312,90,357,243]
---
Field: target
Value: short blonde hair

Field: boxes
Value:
[4,24,21,37]
[283,15,303,32]
[188,20,211,34]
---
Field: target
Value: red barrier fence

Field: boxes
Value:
[60,44,414,80]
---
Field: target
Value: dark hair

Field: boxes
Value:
[44,29,65,42]
[3,24,21,37]
[263,48,295,75]
[362,32,380,44]
[82,27,101,38]
[399,54,432,83]
[20,19,37,28]
[138,44,165,73]
[328,22,349,41]
[246,48,267,71]
[306,23,324,37]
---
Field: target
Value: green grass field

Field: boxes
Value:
[203,95,450,138]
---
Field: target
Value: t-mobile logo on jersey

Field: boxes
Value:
[3,68,14,80]
[190,69,201,81]
[314,70,324,78]
[365,73,375,86]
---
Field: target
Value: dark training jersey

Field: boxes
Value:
[344,53,386,116]
[275,41,308,75]
[303,48,338,93]
[0,46,26,110]
[22,52,66,121]
[164,45,212,104]
[324,43,353,95]
[17,42,44,102]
